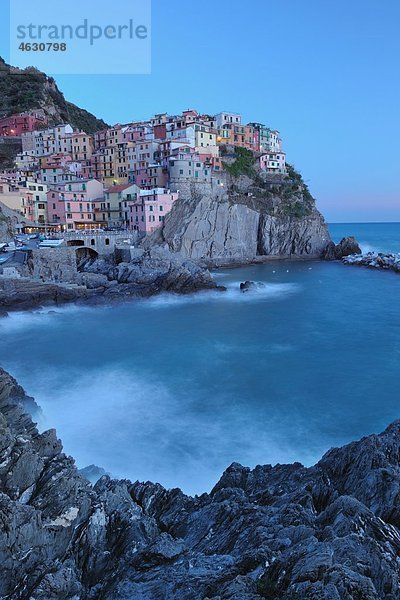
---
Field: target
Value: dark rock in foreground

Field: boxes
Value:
[240,280,257,293]
[1,368,400,598]
[0,247,221,313]
[323,236,362,260]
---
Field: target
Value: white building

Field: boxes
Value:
[214,112,242,128]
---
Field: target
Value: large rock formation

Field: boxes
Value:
[0,246,220,312]
[323,236,362,260]
[149,155,331,265]
[2,367,400,598]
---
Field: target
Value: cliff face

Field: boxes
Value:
[0,201,24,242]
[1,366,400,599]
[155,156,331,265]
[0,57,107,133]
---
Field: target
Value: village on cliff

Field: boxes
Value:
[0,109,286,236]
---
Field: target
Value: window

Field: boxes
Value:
[159,205,163,212]
[105,238,110,246]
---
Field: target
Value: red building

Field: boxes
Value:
[0,112,47,137]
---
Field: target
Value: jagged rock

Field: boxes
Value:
[240,281,257,292]
[324,237,362,260]
[93,247,222,296]
[257,213,330,257]
[2,367,400,598]
[0,248,222,312]
[78,464,107,484]
[343,251,400,273]
[77,272,109,290]
[0,277,95,311]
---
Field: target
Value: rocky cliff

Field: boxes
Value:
[0,58,107,133]
[1,367,400,599]
[0,246,220,313]
[0,200,24,242]
[151,152,331,265]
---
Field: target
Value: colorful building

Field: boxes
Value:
[104,183,140,227]
[128,188,178,234]
[217,124,257,150]
[260,152,287,175]
[0,112,47,137]
[24,181,48,224]
[214,112,242,128]
[47,179,104,230]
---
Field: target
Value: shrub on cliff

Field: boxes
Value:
[222,147,258,178]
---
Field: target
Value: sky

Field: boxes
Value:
[1,0,399,222]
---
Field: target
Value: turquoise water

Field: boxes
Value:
[0,223,399,495]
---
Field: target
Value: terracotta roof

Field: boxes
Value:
[105,184,133,194]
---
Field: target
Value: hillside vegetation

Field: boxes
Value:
[0,57,107,133]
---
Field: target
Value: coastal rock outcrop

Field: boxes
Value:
[323,236,362,260]
[2,367,400,598]
[87,246,221,296]
[0,277,95,311]
[148,155,332,265]
[257,212,330,257]
[343,251,400,273]
[0,247,220,313]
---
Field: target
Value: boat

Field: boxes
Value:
[38,239,65,248]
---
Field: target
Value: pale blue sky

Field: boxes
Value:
[1,0,399,222]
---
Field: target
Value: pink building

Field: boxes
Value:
[260,152,287,175]
[0,112,47,137]
[47,189,65,226]
[132,164,168,189]
[47,179,104,230]
[128,188,178,234]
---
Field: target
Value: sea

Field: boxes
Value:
[0,222,399,495]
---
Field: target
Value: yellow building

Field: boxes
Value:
[194,125,219,156]
[71,133,94,162]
